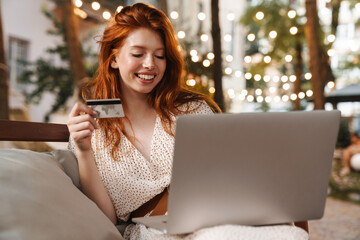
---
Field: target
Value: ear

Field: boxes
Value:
[110,58,118,69]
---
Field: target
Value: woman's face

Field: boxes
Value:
[111,28,166,98]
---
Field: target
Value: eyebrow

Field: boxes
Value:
[130,45,165,51]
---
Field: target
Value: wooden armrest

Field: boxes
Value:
[0,120,69,142]
[294,221,309,233]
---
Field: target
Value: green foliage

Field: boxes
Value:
[18,6,97,122]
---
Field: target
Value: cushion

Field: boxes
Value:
[0,149,124,240]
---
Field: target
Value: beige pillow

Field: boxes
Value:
[0,149,124,240]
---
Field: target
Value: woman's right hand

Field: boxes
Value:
[67,102,99,152]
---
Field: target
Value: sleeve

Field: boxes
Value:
[187,100,214,115]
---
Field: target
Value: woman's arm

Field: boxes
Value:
[67,103,117,224]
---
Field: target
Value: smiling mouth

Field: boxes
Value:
[135,74,156,80]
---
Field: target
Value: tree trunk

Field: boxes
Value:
[305,0,325,109]
[58,0,88,98]
[211,0,224,111]
[0,1,9,120]
[157,0,168,16]
[294,41,302,111]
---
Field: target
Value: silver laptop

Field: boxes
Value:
[132,110,341,234]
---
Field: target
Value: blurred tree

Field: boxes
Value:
[57,0,89,97]
[18,7,97,122]
[0,1,9,120]
[211,0,225,111]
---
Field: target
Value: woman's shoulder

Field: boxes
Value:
[177,100,214,115]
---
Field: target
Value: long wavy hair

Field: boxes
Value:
[82,3,220,159]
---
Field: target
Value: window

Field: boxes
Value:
[8,36,29,89]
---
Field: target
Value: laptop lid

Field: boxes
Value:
[166,110,340,234]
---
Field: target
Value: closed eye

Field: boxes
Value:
[132,54,143,58]
[155,55,165,59]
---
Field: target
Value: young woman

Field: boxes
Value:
[67,3,308,239]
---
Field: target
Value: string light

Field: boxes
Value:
[191,55,199,62]
[255,89,262,95]
[263,75,271,82]
[209,87,215,93]
[289,75,296,82]
[290,26,298,35]
[102,11,111,20]
[327,81,335,89]
[327,34,336,43]
[269,87,276,93]
[247,33,256,42]
[256,11,264,20]
[238,94,246,101]
[197,12,206,21]
[227,12,235,21]
[235,70,242,78]
[288,10,296,19]
[117,6,123,12]
[247,95,254,102]
[306,90,313,97]
[282,95,289,102]
[91,1,100,10]
[170,11,179,19]
[241,89,248,96]
[283,83,290,90]
[327,49,335,57]
[177,31,186,39]
[264,56,271,63]
[228,88,235,97]
[285,55,293,62]
[245,73,252,80]
[281,75,289,82]
[304,72,312,80]
[273,76,280,82]
[224,34,232,42]
[254,74,261,81]
[257,96,264,103]
[298,92,305,99]
[207,52,215,60]
[290,93,297,101]
[226,55,233,62]
[269,30,277,39]
[200,34,209,42]
[274,96,281,102]
[190,49,198,56]
[74,0,83,8]
[244,56,252,63]
[265,96,272,103]
[225,67,232,75]
[203,59,210,67]
[74,8,87,19]
[188,79,196,86]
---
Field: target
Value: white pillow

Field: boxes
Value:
[0,149,124,240]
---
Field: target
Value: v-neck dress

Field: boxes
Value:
[69,100,309,240]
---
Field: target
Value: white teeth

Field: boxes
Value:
[137,74,155,80]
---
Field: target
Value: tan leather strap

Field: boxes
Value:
[130,187,168,218]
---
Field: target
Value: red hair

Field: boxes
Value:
[82,3,220,159]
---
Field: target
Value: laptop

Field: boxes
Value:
[132,110,341,234]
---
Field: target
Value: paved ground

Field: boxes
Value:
[309,197,360,240]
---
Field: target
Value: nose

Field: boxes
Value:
[143,54,155,69]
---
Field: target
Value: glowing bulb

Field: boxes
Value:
[290,26,298,35]
[290,93,297,100]
[285,55,293,62]
[191,55,199,62]
[327,81,335,89]
[103,11,111,20]
[244,56,252,63]
[263,75,271,82]
[288,10,296,19]
[247,95,254,102]
[225,67,232,75]
[257,96,264,103]
[245,73,252,80]
[327,34,336,43]
[91,1,100,10]
[281,75,289,82]
[198,12,206,21]
[289,75,296,82]
[306,90,313,97]
[224,34,232,42]
[188,79,196,86]
[265,96,272,103]
[283,83,290,90]
[203,59,210,67]
[255,88,262,95]
[247,33,256,42]
[209,87,215,93]
[207,52,214,60]
[256,11,264,20]
[274,96,281,102]
[200,34,209,42]
[74,0,83,8]
[282,95,289,102]
[254,74,262,81]
[235,71,242,78]
[273,76,280,82]
[298,92,305,99]
[190,49,197,56]
[327,49,335,57]
[264,56,271,63]
[170,11,179,19]
[177,31,186,39]
[269,87,276,93]
[269,30,277,39]
[226,55,233,62]
[305,72,312,80]
[241,89,248,96]
[227,13,235,21]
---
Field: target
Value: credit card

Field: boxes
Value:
[86,98,125,118]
